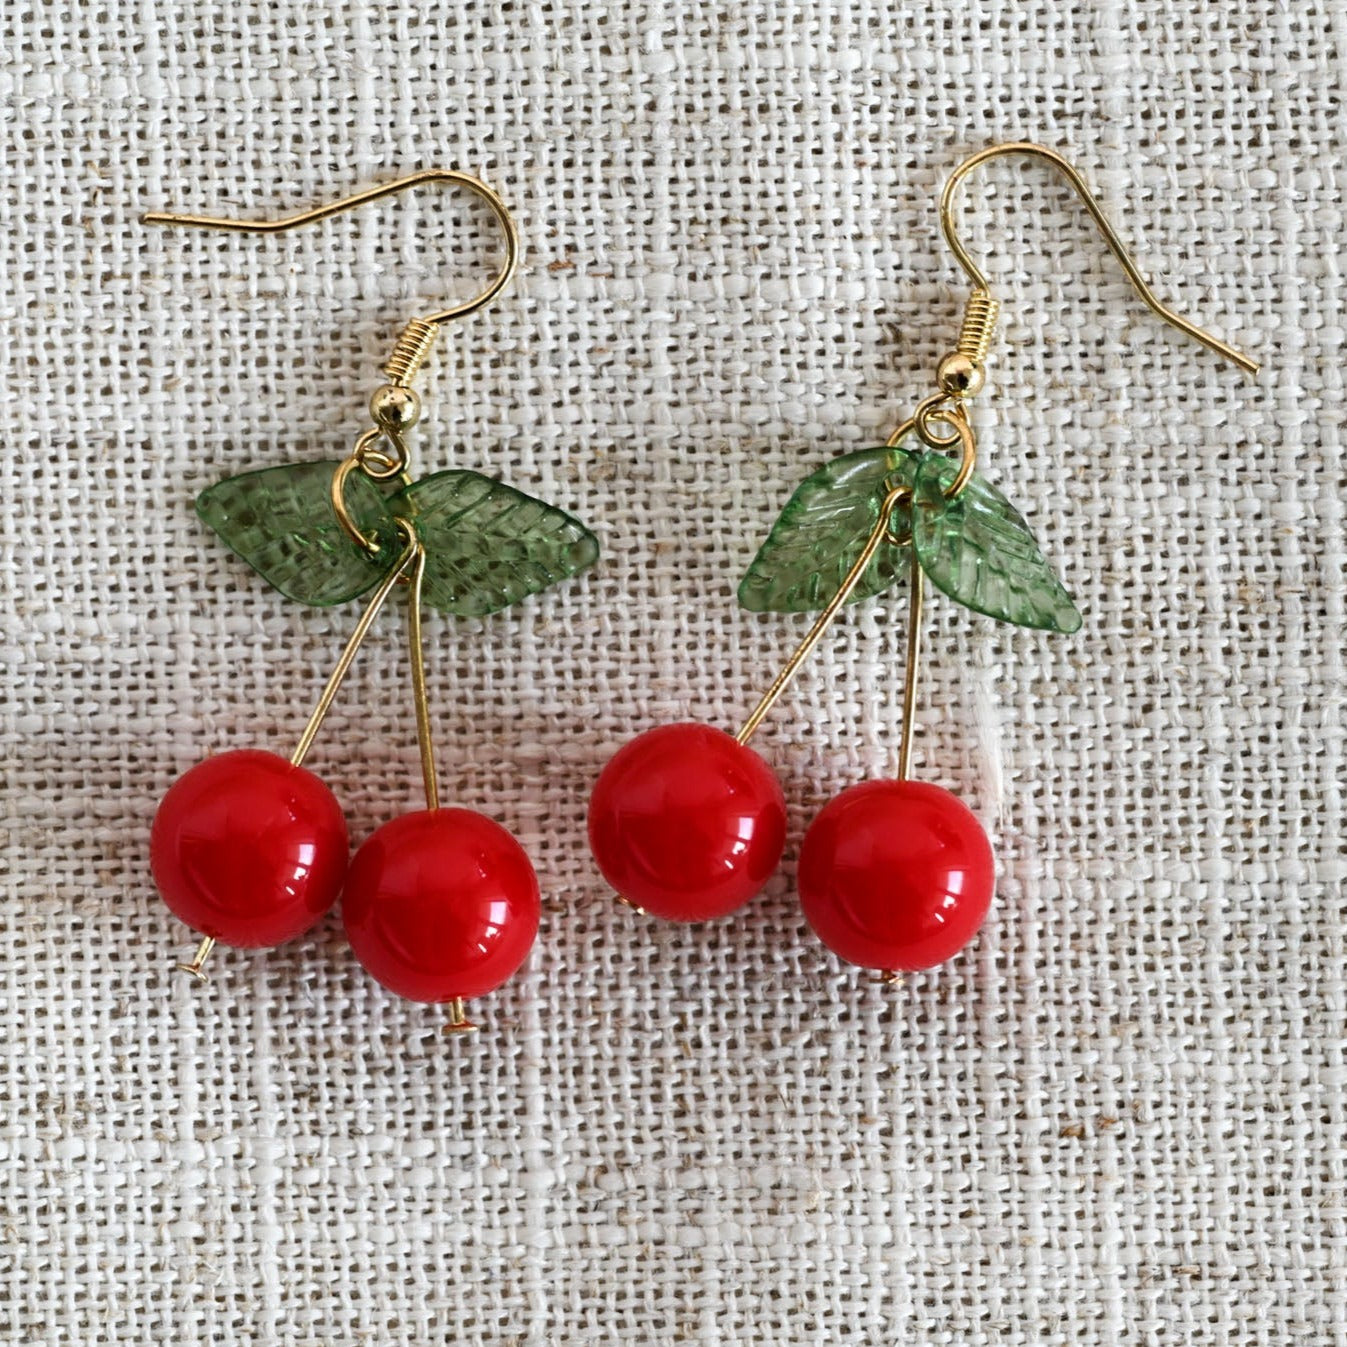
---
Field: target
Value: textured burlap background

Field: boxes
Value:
[2,3,1341,1343]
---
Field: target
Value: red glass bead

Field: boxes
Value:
[343,808,540,1003]
[588,722,787,922]
[150,749,349,948]
[798,779,994,971]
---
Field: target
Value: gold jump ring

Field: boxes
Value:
[886,402,978,501]
[330,457,384,556]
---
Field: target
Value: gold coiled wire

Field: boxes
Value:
[385,317,439,387]
[955,288,1000,367]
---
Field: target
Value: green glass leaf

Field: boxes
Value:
[196,460,397,606]
[912,453,1082,633]
[393,470,599,616]
[737,445,921,613]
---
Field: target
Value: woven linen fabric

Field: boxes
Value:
[1,2,1342,1343]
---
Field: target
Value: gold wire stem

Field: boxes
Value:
[386,318,439,387]
[955,289,1001,366]
[737,485,909,746]
[896,549,925,782]
[175,935,216,981]
[142,168,521,328]
[290,532,421,769]
[444,998,479,1034]
[939,142,1258,375]
[402,536,440,812]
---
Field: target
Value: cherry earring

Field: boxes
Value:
[590,142,1257,976]
[145,171,598,1025]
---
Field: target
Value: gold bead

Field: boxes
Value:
[369,383,422,431]
[936,352,985,398]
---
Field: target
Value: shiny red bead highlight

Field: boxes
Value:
[343,808,541,1003]
[150,749,349,948]
[587,722,787,922]
[798,778,994,971]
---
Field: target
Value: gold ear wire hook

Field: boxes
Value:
[143,168,520,325]
[144,170,521,389]
[939,142,1259,377]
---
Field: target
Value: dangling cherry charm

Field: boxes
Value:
[588,722,787,921]
[798,778,994,971]
[343,808,541,1004]
[150,749,349,948]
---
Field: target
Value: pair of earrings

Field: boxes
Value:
[147,145,1255,1026]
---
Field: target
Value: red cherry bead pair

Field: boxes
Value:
[588,723,994,971]
[150,749,539,1001]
